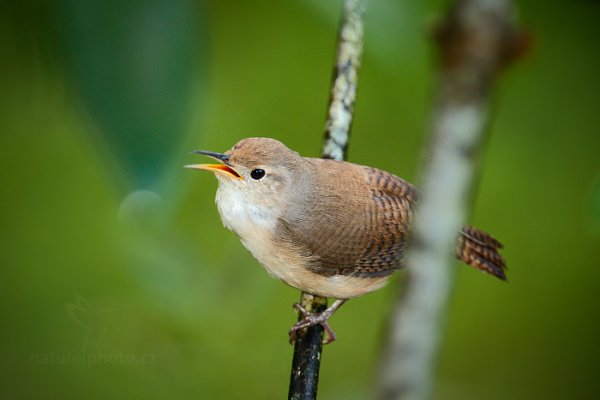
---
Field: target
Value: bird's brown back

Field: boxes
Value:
[275,159,418,278]
[274,157,507,281]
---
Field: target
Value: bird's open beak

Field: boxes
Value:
[185,150,243,179]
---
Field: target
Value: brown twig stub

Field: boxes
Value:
[433,0,528,103]
[288,1,366,399]
[376,1,521,399]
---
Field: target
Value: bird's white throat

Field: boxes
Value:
[214,180,279,237]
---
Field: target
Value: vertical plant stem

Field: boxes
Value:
[322,0,366,162]
[288,1,365,399]
[376,1,524,399]
[288,294,328,400]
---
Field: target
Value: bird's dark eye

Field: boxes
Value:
[250,169,265,180]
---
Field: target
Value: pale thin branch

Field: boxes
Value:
[288,1,366,399]
[322,0,366,161]
[376,0,523,399]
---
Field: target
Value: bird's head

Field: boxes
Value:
[187,137,312,214]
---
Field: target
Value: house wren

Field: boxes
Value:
[187,137,506,343]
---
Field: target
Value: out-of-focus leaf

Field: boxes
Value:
[56,0,203,189]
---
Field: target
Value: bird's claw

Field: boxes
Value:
[289,303,337,345]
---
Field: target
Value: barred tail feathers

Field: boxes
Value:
[457,225,507,281]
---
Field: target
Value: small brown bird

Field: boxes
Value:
[187,138,506,343]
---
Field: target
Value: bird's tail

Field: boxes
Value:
[456,225,507,280]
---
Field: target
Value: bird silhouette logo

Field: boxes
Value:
[65,295,121,355]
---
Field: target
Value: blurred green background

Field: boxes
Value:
[1,0,599,399]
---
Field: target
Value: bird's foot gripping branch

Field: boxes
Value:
[289,299,346,345]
